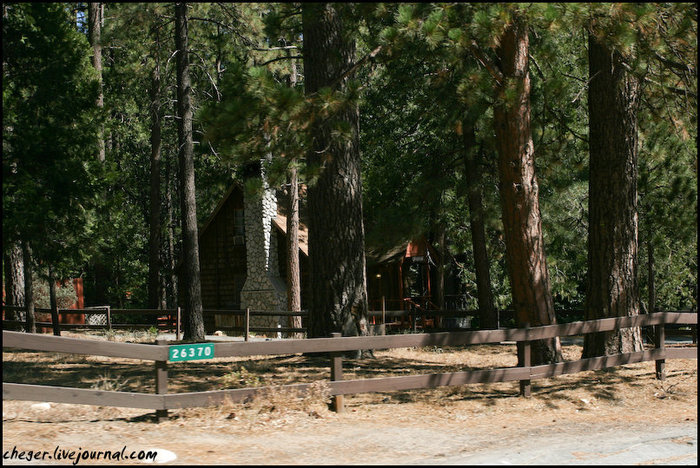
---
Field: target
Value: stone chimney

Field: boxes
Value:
[239,164,287,333]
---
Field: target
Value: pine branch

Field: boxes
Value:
[329,45,383,89]
[260,55,303,67]
[654,52,696,76]
[253,45,299,52]
[187,16,255,48]
[189,51,222,100]
[642,75,697,99]
[468,41,503,86]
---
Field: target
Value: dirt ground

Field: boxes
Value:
[2,332,697,465]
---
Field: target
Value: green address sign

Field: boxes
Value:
[169,343,215,362]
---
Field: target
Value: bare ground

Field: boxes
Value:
[2,332,697,465]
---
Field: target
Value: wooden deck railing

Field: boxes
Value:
[2,311,696,421]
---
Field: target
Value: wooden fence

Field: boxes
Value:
[1,304,487,338]
[2,311,696,421]
[10,304,664,339]
[1,305,308,340]
[1,304,594,338]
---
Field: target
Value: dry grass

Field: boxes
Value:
[2,331,696,433]
[2,332,696,465]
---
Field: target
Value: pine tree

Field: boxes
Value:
[175,2,205,341]
[302,3,370,340]
[583,29,644,357]
[490,14,562,363]
[3,3,100,323]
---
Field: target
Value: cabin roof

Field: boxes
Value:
[197,182,310,257]
[366,236,440,266]
[198,183,241,240]
[272,212,309,256]
[198,182,436,266]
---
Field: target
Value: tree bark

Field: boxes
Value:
[492,17,562,364]
[87,2,105,163]
[22,241,36,333]
[583,33,643,358]
[462,124,497,329]
[166,166,178,309]
[175,2,204,341]
[48,267,61,336]
[88,2,108,310]
[3,242,24,322]
[434,220,446,311]
[647,228,655,314]
[286,50,302,337]
[148,27,162,311]
[286,164,303,335]
[645,226,656,344]
[302,3,370,340]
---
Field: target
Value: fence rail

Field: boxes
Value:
[7,304,693,337]
[2,311,696,420]
[1,305,309,340]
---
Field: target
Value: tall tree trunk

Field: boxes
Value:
[22,241,36,333]
[286,49,302,337]
[492,17,562,364]
[88,2,108,309]
[48,267,61,336]
[286,164,302,335]
[302,3,370,340]
[166,166,178,309]
[645,226,657,344]
[434,220,446,312]
[175,2,204,341]
[148,30,162,311]
[583,33,643,358]
[87,2,105,163]
[647,229,655,314]
[462,123,497,329]
[3,242,24,322]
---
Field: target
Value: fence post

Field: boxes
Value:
[382,296,386,326]
[245,308,250,342]
[155,339,169,422]
[176,307,181,341]
[655,320,666,381]
[330,332,344,413]
[518,323,531,397]
[106,306,112,331]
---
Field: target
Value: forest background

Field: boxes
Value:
[2,3,697,340]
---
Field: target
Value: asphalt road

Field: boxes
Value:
[422,422,698,465]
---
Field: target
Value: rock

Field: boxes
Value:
[30,402,52,411]
[142,448,177,464]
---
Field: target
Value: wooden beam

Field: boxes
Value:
[330,332,344,413]
[529,349,664,379]
[209,312,697,358]
[2,331,167,361]
[2,383,164,410]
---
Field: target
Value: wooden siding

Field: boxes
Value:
[199,185,246,319]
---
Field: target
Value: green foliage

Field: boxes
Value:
[31,273,78,310]
[360,2,696,312]
[3,2,695,315]
[200,6,364,192]
[3,3,101,278]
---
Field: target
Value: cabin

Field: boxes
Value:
[196,182,311,331]
[195,179,462,333]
